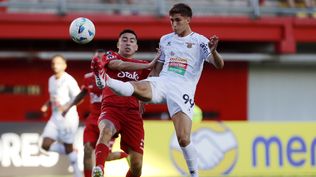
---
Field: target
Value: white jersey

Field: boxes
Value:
[158,32,212,92]
[48,72,80,119]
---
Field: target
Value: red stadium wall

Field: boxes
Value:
[0,59,90,122]
[0,60,247,121]
[2,14,316,53]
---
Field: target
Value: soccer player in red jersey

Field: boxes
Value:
[63,50,129,177]
[91,29,159,177]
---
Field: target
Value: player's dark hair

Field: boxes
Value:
[169,3,192,18]
[95,49,106,53]
[119,29,138,40]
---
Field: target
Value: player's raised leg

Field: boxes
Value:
[90,52,156,102]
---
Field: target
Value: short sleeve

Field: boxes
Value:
[103,51,120,67]
[158,37,166,63]
[68,77,80,100]
[199,35,212,63]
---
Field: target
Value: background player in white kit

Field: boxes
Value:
[92,3,224,177]
[40,55,82,177]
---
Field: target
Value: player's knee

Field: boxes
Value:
[133,81,152,102]
[41,138,54,151]
[41,143,50,151]
[100,127,112,138]
[84,143,93,158]
[64,144,73,154]
[178,136,190,147]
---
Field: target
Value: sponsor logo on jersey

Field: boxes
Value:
[117,71,140,80]
[168,57,188,75]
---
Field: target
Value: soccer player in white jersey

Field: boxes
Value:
[40,55,82,177]
[91,3,224,177]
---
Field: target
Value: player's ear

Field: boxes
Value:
[135,43,138,51]
[186,17,191,24]
[64,63,67,70]
[116,41,119,49]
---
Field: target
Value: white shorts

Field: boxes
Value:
[144,77,195,119]
[42,113,79,144]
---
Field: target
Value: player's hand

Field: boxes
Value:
[40,104,48,113]
[147,48,161,69]
[91,54,105,74]
[208,35,219,53]
[40,104,49,117]
[61,106,69,117]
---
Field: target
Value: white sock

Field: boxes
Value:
[49,142,66,154]
[181,142,199,177]
[68,151,82,177]
[107,77,134,96]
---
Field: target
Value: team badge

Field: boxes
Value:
[186,42,195,48]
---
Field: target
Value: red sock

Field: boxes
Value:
[84,169,91,177]
[95,143,109,168]
[126,169,139,177]
[120,152,128,158]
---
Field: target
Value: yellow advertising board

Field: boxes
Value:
[105,121,316,176]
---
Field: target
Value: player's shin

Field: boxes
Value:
[107,77,134,96]
[181,142,199,177]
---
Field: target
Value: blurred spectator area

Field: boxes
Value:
[0,0,316,17]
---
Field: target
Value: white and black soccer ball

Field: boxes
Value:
[69,17,95,44]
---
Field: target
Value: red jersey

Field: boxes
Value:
[102,51,150,109]
[82,72,102,116]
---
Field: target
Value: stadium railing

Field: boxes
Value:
[0,0,316,18]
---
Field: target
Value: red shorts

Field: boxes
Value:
[83,114,99,148]
[98,107,144,154]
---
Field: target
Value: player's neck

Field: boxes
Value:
[54,71,65,79]
[118,52,133,59]
[177,28,192,37]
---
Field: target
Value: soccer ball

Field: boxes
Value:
[69,17,95,44]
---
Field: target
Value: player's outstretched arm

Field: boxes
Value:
[61,88,87,116]
[148,61,163,77]
[108,48,160,71]
[208,35,224,69]
[107,56,157,71]
[148,48,163,77]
